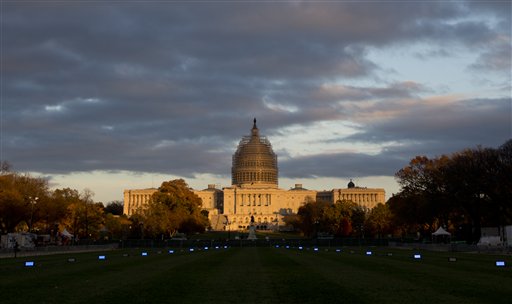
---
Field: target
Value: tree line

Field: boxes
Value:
[0,163,129,241]
[284,140,511,243]
[0,163,209,242]
[389,139,512,243]
[284,200,393,239]
[1,139,509,243]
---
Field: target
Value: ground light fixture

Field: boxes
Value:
[414,254,422,259]
[496,261,505,267]
[24,261,35,267]
[141,252,148,256]
[98,255,106,260]
[168,250,174,254]
[366,251,373,256]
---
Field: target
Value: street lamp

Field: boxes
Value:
[227,220,231,240]
[29,196,39,233]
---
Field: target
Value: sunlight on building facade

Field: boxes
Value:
[124,119,385,231]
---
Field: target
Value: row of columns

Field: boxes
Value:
[235,171,277,183]
[126,194,151,215]
[238,193,272,207]
[231,216,276,224]
[340,193,381,203]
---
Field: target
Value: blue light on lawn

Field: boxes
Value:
[496,261,505,267]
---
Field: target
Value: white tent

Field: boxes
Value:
[432,227,451,236]
[432,227,451,243]
[60,229,73,238]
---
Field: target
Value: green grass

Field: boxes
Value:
[1,247,511,303]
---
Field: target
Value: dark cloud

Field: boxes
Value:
[344,97,511,149]
[470,41,512,73]
[2,1,510,181]
[280,151,406,179]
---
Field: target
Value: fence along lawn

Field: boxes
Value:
[0,247,511,304]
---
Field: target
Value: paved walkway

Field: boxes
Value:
[0,244,119,259]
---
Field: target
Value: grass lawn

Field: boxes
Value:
[1,246,511,303]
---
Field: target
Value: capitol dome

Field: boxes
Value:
[231,119,278,188]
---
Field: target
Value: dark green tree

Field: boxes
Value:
[104,201,124,215]
[393,140,512,243]
[141,179,209,238]
[291,200,367,237]
[366,203,393,238]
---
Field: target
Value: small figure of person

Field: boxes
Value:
[13,240,19,258]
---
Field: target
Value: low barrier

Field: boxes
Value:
[0,243,119,258]
[119,238,390,249]
[389,241,512,253]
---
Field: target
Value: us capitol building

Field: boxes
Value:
[124,119,385,231]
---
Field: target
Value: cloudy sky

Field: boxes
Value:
[2,1,511,203]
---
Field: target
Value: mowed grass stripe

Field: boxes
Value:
[278,248,427,304]
[82,249,232,304]
[278,248,512,304]
[105,247,351,304]
[0,249,227,304]
[1,247,511,304]
[191,247,358,304]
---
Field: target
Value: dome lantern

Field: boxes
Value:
[348,179,355,188]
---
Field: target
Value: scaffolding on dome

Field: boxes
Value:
[231,127,278,187]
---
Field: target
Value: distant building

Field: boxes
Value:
[317,180,385,210]
[123,119,385,230]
